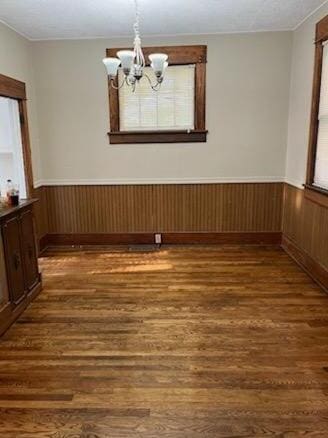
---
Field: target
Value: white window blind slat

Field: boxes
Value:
[314,44,328,190]
[319,43,328,118]
[119,65,195,131]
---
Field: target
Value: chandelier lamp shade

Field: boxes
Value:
[102,0,168,92]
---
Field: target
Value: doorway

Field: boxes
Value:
[0,96,27,199]
[0,73,34,200]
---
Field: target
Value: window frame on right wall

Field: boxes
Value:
[106,45,207,144]
[305,14,328,208]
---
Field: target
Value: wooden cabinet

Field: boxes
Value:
[0,200,42,336]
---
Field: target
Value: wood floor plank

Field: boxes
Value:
[0,245,328,436]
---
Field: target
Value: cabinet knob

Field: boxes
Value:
[13,253,20,270]
[28,244,33,259]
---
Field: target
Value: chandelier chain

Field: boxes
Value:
[133,0,145,68]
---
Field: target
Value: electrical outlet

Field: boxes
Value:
[155,233,162,244]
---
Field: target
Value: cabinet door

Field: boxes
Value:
[0,234,9,309]
[2,217,26,305]
[20,210,39,291]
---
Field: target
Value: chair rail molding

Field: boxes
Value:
[33,177,285,187]
[284,179,305,190]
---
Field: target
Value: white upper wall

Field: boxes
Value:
[0,21,42,184]
[286,2,328,188]
[2,2,328,188]
[32,32,292,185]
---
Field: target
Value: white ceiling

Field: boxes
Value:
[0,0,327,40]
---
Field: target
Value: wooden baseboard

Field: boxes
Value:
[162,232,282,245]
[282,235,328,293]
[0,279,42,337]
[39,234,49,254]
[46,233,155,247]
[40,232,282,248]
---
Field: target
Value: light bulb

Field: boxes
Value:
[117,50,135,74]
[151,61,168,76]
[102,58,121,78]
[149,53,168,74]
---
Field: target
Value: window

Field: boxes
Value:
[119,65,195,132]
[306,15,328,207]
[0,73,34,198]
[314,43,328,190]
[106,45,207,144]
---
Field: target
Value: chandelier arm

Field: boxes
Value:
[144,73,162,91]
[126,75,136,87]
[110,76,128,90]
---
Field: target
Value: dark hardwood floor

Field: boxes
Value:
[0,245,328,437]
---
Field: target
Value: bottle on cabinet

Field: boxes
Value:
[6,180,19,207]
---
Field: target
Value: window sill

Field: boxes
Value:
[108,130,208,144]
[304,184,328,208]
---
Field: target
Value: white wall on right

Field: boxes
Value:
[286,1,328,189]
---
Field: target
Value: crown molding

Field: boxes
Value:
[293,0,328,31]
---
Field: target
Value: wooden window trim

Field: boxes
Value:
[105,45,207,144]
[306,15,328,206]
[0,74,34,197]
[304,184,328,208]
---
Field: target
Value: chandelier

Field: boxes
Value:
[102,0,168,92]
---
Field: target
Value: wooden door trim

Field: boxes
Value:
[0,74,26,100]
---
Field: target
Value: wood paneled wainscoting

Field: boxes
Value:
[33,183,283,249]
[33,186,48,243]
[29,182,328,293]
[282,183,328,291]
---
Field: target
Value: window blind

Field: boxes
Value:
[314,43,328,190]
[119,65,195,132]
